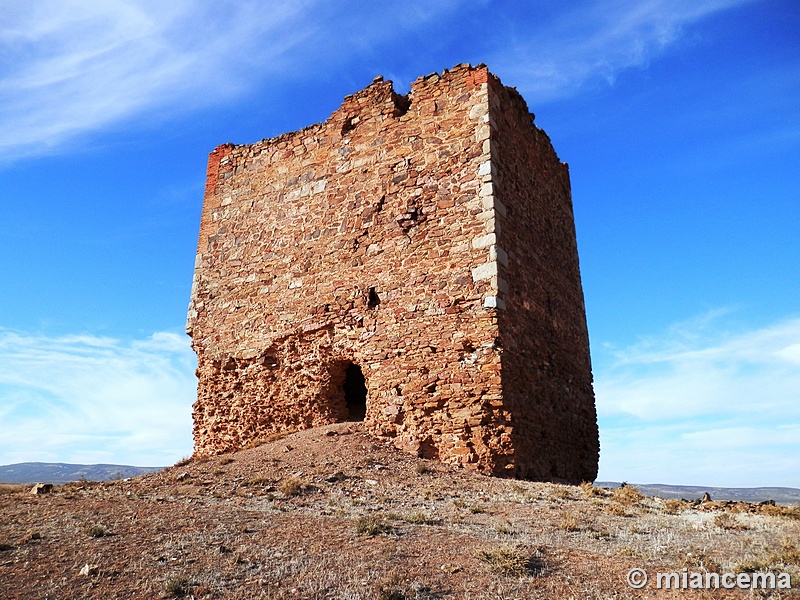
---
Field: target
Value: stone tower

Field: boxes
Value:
[187,64,599,483]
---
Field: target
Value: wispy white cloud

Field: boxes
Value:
[1,0,755,159]
[0,329,196,466]
[594,312,800,487]
[0,0,474,160]
[0,0,316,158]
[490,0,755,103]
[597,313,800,420]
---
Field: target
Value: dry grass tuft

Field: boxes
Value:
[164,576,193,597]
[580,481,608,498]
[771,540,800,567]
[476,545,545,577]
[611,484,644,506]
[681,549,721,573]
[244,476,272,487]
[713,512,748,531]
[402,511,440,526]
[736,540,800,574]
[760,503,800,520]
[355,514,395,536]
[415,462,434,475]
[548,485,573,501]
[277,475,312,497]
[559,512,581,532]
[605,503,629,517]
[244,432,288,450]
[662,498,687,514]
[84,524,108,538]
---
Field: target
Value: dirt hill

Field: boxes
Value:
[1,423,798,599]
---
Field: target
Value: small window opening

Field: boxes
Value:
[343,363,367,421]
[367,286,380,308]
[391,92,411,118]
[341,116,358,135]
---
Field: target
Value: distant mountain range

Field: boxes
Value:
[596,482,800,504]
[0,462,164,485]
[1,463,798,503]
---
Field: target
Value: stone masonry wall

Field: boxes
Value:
[187,64,599,481]
[486,79,599,482]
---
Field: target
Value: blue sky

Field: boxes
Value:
[1,0,798,487]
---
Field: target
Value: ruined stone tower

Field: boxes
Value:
[187,64,599,483]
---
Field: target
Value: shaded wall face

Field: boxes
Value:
[488,81,600,482]
[188,68,515,473]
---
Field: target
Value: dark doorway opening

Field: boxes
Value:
[343,363,367,421]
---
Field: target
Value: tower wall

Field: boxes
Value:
[187,64,599,481]
[487,79,600,482]
[188,65,513,473]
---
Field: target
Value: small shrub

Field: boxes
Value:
[760,503,800,520]
[735,539,800,573]
[559,513,580,532]
[606,503,629,517]
[244,432,287,449]
[415,462,433,475]
[662,498,686,514]
[355,514,395,536]
[549,485,572,500]
[374,572,433,600]
[245,476,272,487]
[173,456,192,467]
[469,505,485,514]
[378,587,408,600]
[714,512,748,531]
[84,524,108,538]
[783,504,800,520]
[477,545,545,577]
[580,481,607,497]
[611,484,644,506]
[496,522,516,535]
[587,528,612,540]
[771,540,800,567]
[735,558,768,574]
[682,549,721,573]
[402,511,439,526]
[277,476,309,497]
[165,576,192,597]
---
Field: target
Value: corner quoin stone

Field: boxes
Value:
[186,63,599,483]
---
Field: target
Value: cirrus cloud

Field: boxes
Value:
[0,329,196,466]
[0,0,756,159]
[595,312,800,487]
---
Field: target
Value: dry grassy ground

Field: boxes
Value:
[1,423,798,599]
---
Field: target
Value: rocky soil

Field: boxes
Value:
[1,423,798,599]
